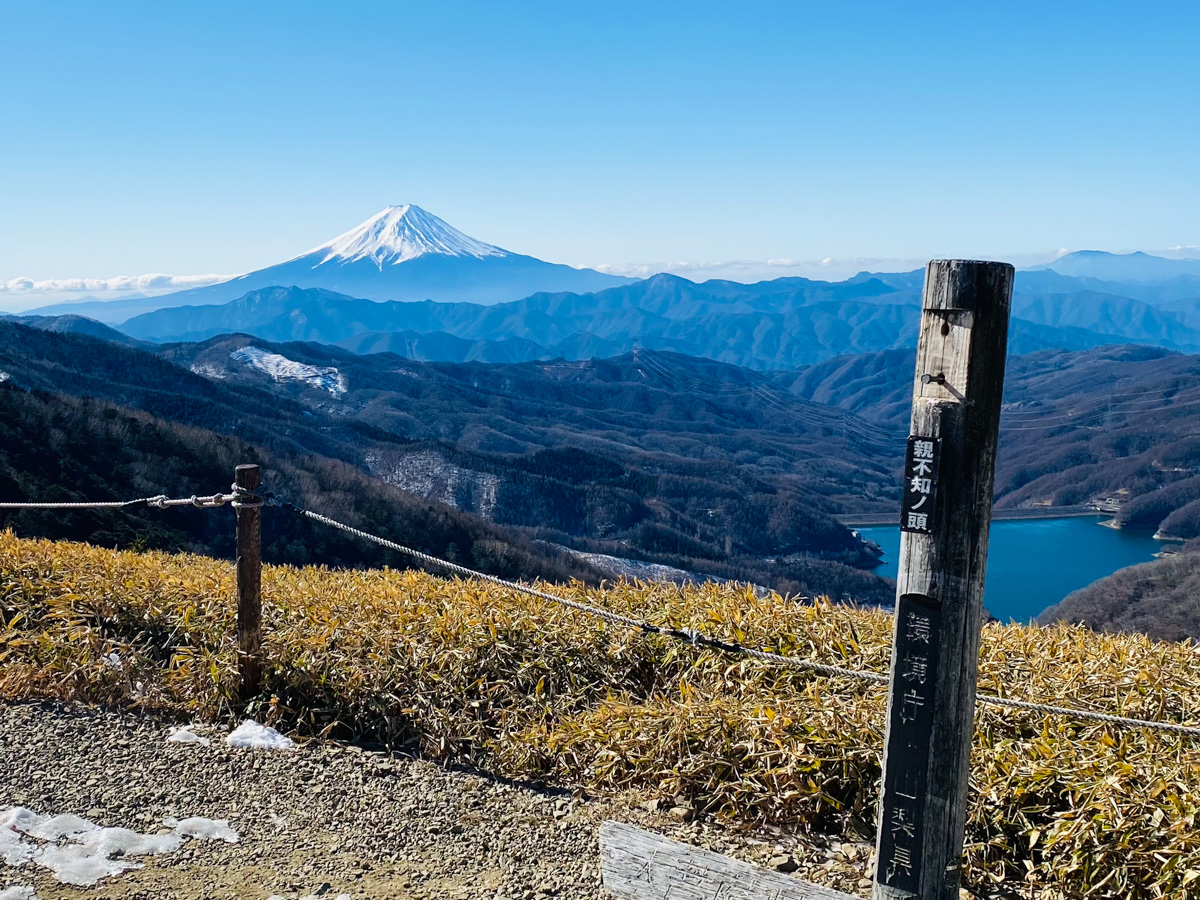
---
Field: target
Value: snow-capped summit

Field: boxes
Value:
[305,205,508,267]
[47,205,636,326]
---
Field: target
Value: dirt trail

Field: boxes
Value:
[0,702,873,899]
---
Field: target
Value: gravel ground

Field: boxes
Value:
[0,701,876,900]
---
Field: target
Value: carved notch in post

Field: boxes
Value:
[874,260,1013,900]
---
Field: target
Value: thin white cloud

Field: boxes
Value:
[592,260,772,277]
[0,273,232,293]
[588,248,1132,283]
[1161,245,1200,259]
[590,257,931,283]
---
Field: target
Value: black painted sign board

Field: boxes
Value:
[877,592,943,892]
[900,436,940,534]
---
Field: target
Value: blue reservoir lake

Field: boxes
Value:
[857,516,1168,623]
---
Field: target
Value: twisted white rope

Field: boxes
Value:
[0,492,238,510]
[0,497,159,509]
[978,693,1200,737]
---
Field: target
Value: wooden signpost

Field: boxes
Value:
[600,260,1013,900]
[234,463,263,700]
[874,260,1012,899]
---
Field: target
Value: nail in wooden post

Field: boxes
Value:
[873,260,1013,900]
[234,464,263,701]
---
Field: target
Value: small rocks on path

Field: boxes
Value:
[0,701,874,899]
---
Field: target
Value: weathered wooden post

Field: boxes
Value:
[873,260,1013,899]
[598,260,1012,900]
[234,464,263,700]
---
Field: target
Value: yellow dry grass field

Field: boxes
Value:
[2,530,1199,897]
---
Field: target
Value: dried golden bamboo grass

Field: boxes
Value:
[2,530,1198,897]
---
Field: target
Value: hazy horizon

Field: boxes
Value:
[4,233,1199,314]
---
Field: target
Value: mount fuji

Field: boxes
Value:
[27,205,635,323]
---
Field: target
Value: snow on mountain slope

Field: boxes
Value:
[41,205,634,322]
[303,205,507,267]
[229,346,347,395]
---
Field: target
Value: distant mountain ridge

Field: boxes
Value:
[25,205,635,322]
[0,313,149,348]
[27,239,1200,368]
[1031,250,1200,281]
[121,264,1200,368]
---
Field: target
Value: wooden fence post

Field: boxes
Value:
[873,260,1013,899]
[234,464,263,701]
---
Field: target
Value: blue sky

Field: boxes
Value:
[1,0,1197,298]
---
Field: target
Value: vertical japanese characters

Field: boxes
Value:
[877,593,942,891]
[900,437,939,534]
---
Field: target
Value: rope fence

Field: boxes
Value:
[2,478,1198,737]
[0,491,238,510]
[269,493,894,686]
[264,493,1200,738]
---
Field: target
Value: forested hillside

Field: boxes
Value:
[1039,542,1200,641]
[0,384,597,583]
[0,322,894,600]
[783,344,1200,538]
[160,335,896,599]
[3,313,150,347]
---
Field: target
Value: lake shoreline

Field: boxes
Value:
[838,505,1102,527]
[855,515,1162,623]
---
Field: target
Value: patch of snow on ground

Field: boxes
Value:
[0,812,36,867]
[166,725,211,747]
[163,817,238,843]
[35,829,181,886]
[0,806,180,886]
[225,720,296,752]
[19,813,98,842]
[230,347,347,396]
[0,886,37,900]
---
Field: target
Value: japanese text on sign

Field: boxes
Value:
[878,592,943,892]
[900,436,940,534]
